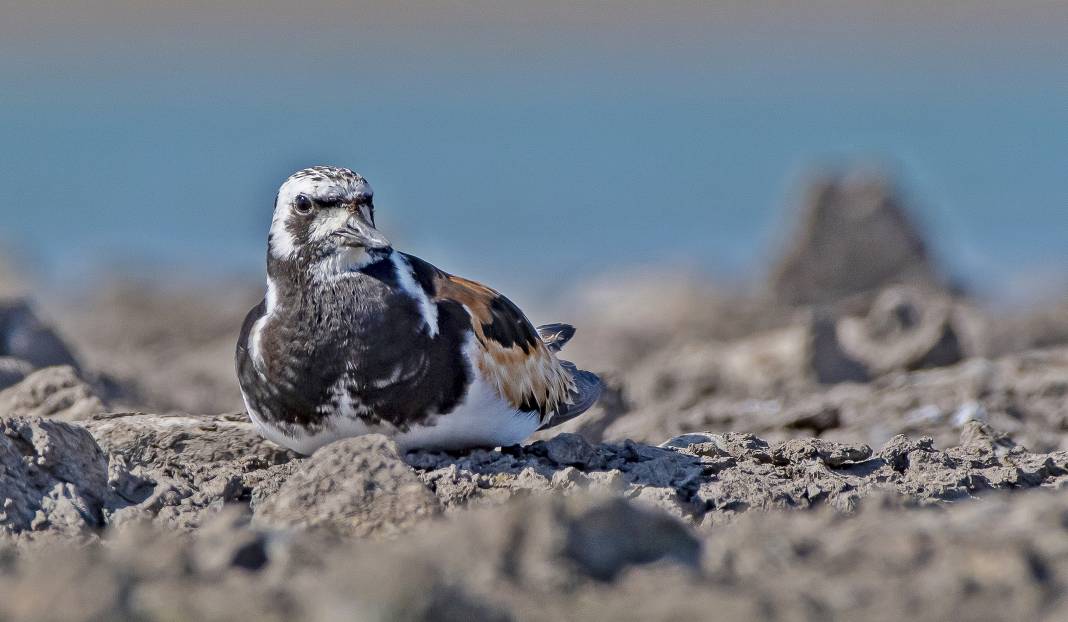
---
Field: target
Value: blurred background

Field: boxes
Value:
[2,0,1068,445]
[6,4,1068,615]
[2,0,1067,298]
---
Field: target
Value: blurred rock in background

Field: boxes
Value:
[50,278,262,415]
[768,170,942,307]
[0,299,83,389]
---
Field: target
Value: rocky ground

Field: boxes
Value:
[3,170,1068,621]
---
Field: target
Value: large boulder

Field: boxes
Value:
[769,171,941,306]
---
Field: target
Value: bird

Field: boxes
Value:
[236,166,602,454]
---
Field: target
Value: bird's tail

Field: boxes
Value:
[536,323,602,431]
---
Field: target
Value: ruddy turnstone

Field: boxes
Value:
[236,166,602,454]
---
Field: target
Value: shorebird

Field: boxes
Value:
[236,166,602,454]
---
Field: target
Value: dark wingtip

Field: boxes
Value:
[537,323,577,353]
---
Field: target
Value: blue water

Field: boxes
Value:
[2,22,1067,298]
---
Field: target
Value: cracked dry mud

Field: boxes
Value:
[2,406,1068,621]
[2,318,1068,622]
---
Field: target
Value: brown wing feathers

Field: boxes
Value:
[432,273,576,415]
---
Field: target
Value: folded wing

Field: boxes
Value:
[431,271,577,416]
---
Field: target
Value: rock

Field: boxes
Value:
[668,432,772,462]
[808,311,870,384]
[0,357,34,389]
[768,171,940,306]
[702,490,1068,621]
[0,420,1067,619]
[6,484,1068,621]
[622,311,868,420]
[560,272,797,385]
[85,412,293,469]
[0,514,298,622]
[716,325,807,395]
[0,366,105,421]
[958,420,1017,455]
[0,541,127,621]
[321,494,702,606]
[542,433,596,466]
[50,279,262,415]
[838,285,966,374]
[0,417,119,538]
[0,493,702,622]
[555,495,701,581]
[84,413,296,531]
[779,401,842,435]
[255,435,440,538]
[193,508,270,573]
[605,346,1068,454]
[0,299,80,387]
[986,297,1068,355]
[409,429,1068,529]
[771,438,872,467]
[623,341,726,408]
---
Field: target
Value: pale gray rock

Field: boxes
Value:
[605,346,1068,453]
[771,438,873,467]
[84,412,297,531]
[838,285,967,374]
[0,493,702,622]
[0,417,119,538]
[0,366,104,421]
[6,485,1068,622]
[409,425,1068,530]
[0,357,34,389]
[255,435,440,538]
[85,412,293,469]
[703,489,1068,621]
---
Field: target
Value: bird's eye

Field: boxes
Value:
[294,194,313,214]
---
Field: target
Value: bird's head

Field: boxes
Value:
[267,166,392,277]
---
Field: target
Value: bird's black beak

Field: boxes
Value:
[333,215,392,251]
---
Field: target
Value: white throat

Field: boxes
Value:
[314,247,389,280]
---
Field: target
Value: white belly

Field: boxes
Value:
[242,374,541,455]
[392,375,541,452]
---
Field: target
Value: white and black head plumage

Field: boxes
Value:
[268,166,390,278]
[237,165,602,455]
